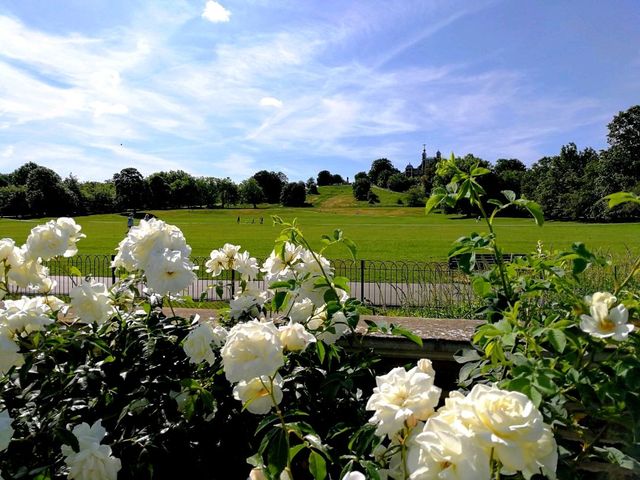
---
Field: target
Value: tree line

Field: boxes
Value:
[350,105,640,221]
[0,167,313,217]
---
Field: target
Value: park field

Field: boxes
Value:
[1,201,638,262]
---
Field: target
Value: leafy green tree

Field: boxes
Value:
[354,171,368,181]
[63,174,86,215]
[11,162,41,185]
[25,166,74,217]
[196,177,219,208]
[306,177,319,195]
[216,177,239,208]
[369,158,399,187]
[0,185,28,216]
[239,178,264,208]
[331,173,345,184]
[280,181,306,207]
[113,168,146,211]
[253,170,286,204]
[80,181,116,214]
[352,176,371,201]
[387,172,413,192]
[405,185,426,207]
[317,170,333,186]
[147,173,172,209]
[494,158,527,195]
[367,190,380,204]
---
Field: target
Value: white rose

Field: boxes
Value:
[1,296,54,334]
[288,298,314,323]
[248,468,268,480]
[69,281,116,325]
[183,323,217,365]
[580,303,634,341]
[205,249,226,276]
[411,415,490,480]
[235,251,260,280]
[0,328,23,375]
[211,325,228,348]
[585,291,617,308]
[230,293,260,320]
[279,322,316,352]
[144,249,196,295]
[64,444,122,480]
[342,472,366,480]
[458,384,556,477]
[7,256,50,291]
[221,320,284,383]
[0,410,14,452]
[0,239,22,275]
[366,364,442,438]
[61,420,121,480]
[25,218,84,260]
[233,374,283,414]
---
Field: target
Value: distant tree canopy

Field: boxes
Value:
[253,170,287,204]
[113,168,146,211]
[239,178,264,208]
[369,158,399,187]
[352,176,371,201]
[280,181,307,207]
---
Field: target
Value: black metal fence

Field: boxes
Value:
[36,255,477,313]
[31,254,637,318]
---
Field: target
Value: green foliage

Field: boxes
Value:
[427,158,640,478]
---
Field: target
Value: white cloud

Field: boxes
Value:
[259,97,283,108]
[202,1,231,23]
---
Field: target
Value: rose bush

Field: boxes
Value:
[0,187,637,479]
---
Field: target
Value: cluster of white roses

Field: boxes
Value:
[366,361,557,480]
[61,421,121,480]
[112,218,196,296]
[580,291,634,341]
[0,217,85,300]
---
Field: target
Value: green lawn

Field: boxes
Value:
[1,186,638,261]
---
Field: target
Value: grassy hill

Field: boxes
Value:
[308,185,408,209]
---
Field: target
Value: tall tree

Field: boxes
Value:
[216,178,239,208]
[352,176,371,201]
[239,178,264,208]
[280,181,306,207]
[25,166,73,217]
[317,170,333,186]
[369,158,399,187]
[113,168,146,210]
[253,170,285,204]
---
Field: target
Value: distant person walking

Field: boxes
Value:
[237,216,240,224]
[127,214,134,230]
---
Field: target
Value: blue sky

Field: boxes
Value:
[0,0,638,182]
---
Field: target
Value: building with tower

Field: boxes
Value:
[405,146,441,177]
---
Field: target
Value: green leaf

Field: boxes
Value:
[391,326,423,347]
[471,166,490,177]
[471,277,492,298]
[68,265,83,277]
[501,190,516,202]
[267,428,289,473]
[272,291,287,311]
[316,341,326,363]
[342,238,358,260]
[425,193,446,215]
[604,191,640,208]
[514,198,544,226]
[332,276,350,293]
[547,329,567,353]
[309,451,327,480]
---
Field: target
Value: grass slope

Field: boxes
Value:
[2,192,638,261]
